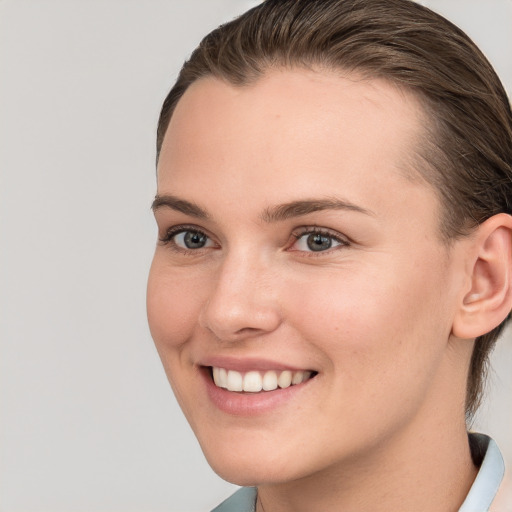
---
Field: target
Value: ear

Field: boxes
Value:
[452,213,512,339]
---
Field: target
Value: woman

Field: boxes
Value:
[147,1,512,510]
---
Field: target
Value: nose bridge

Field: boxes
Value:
[200,246,281,340]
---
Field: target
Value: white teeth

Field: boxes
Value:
[212,367,313,392]
[219,368,228,388]
[213,367,221,386]
[213,367,228,388]
[227,370,243,392]
[262,370,278,391]
[292,371,305,385]
[243,371,263,392]
[277,370,292,389]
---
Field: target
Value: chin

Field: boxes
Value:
[201,444,305,487]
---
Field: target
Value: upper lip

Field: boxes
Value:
[199,356,314,373]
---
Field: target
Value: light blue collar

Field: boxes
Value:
[212,434,504,512]
[212,486,256,512]
[459,433,505,512]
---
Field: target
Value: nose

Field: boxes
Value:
[199,251,282,342]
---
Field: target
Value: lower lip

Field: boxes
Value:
[201,368,315,416]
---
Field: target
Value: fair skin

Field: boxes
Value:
[147,69,512,512]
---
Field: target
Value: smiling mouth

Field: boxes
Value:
[210,367,317,393]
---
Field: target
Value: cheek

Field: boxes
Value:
[146,258,205,350]
[277,260,453,459]
[285,257,451,386]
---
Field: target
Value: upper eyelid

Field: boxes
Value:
[159,224,212,242]
[161,224,209,235]
[292,226,350,242]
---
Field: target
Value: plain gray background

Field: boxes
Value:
[1,1,511,511]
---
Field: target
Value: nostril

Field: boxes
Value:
[234,327,262,335]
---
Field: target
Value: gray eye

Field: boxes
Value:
[306,233,333,251]
[292,231,344,253]
[175,230,211,249]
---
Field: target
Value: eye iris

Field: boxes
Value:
[307,233,332,251]
[184,231,207,249]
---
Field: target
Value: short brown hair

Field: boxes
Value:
[156,0,512,419]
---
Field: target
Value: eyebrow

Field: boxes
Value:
[260,198,374,222]
[151,195,209,219]
[151,194,373,222]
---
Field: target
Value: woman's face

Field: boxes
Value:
[147,70,469,485]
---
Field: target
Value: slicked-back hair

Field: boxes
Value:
[156,0,512,419]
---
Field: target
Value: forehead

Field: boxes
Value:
[160,69,426,174]
[157,69,435,224]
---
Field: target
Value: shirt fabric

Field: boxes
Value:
[211,433,505,512]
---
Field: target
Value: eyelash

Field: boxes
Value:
[159,225,216,254]
[290,227,350,255]
[158,225,350,255]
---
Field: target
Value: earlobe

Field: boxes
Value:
[452,213,512,340]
